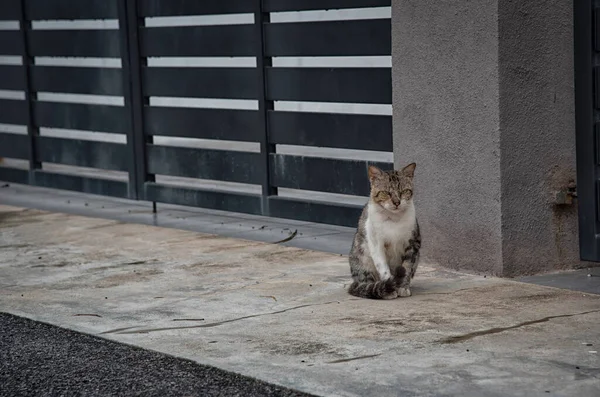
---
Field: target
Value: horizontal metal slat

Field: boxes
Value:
[0,132,29,159]
[266,67,391,103]
[31,66,123,96]
[265,19,390,57]
[270,154,391,196]
[35,137,128,171]
[140,25,256,57]
[263,0,390,12]
[0,0,20,21]
[146,145,262,184]
[0,65,25,90]
[0,99,28,125]
[25,0,118,20]
[0,31,24,55]
[34,102,128,134]
[144,106,261,142]
[28,30,120,57]
[0,166,29,184]
[268,196,362,227]
[143,67,258,99]
[144,183,262,215]
[268,111,392,151]
[32,171,129,198]
[139,0,254,16]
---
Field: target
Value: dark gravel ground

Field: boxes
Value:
[0,312,315,397]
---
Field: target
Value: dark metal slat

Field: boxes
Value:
[31,66,123,96]
[32,171,128,198]
[595,8,600,52]
[28,30,120,57]
[146,145,262,184]
[269,154,391,196]
[268,196,362,227]
[144,183,263,215]
[0,132,29,159]
[0,0,21,20]
[34,102,128,134]
[0,65,25,90]
[25,0,118,20]
[0,31,24,55]
[268,111,392,151]
[0,167,29,184]
[138,0,254,16]
[144,106,261,142]
[573,0,598,260]
[265,19,390,57]
[266,67,391,104]
[254,0,275,203]
[118,0,147,200]
[0,99,28,125]
[140,25,256,57]
[35,137,128,171]
[596,67,600,109]
[143,67,258,99]
[263,0,390,12]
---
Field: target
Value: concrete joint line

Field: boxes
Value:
[100,300,345,335]
[439,309,600,344]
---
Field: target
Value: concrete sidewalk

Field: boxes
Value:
[1,205,600,396]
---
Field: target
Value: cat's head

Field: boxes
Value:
[367,163,416,214]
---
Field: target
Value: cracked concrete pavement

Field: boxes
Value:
[1,205,600,396]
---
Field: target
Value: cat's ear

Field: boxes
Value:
[401,163,416,178]
[368,165,383,182]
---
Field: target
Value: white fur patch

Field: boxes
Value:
[365,201,416,277]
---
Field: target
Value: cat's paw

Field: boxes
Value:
[398,287,412,297]
[379,269,392,281]
[383,291,398,300]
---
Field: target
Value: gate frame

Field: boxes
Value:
[574,0,600,261]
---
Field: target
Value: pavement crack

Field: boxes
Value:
[99,325,143,335]
[327,353,381,364]
[421,287,475,296]
[439,309,600,344]
[104,301,341,335]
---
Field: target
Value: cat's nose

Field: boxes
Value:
[392,201,400,207]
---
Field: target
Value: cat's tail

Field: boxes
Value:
[347,269,406,300]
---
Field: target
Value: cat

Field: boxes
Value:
[348,163,421,299]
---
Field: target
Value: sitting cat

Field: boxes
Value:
[348,163,421,299]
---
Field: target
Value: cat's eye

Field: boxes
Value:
[376,191,390,199]
[401,189,413,198]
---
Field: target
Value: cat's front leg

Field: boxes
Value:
[396,225,421,297]
[369,242,391,281]
[397,262,415,297]
[397,246,420,297]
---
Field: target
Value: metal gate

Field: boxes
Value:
[0,0,393,227]
[575,0,600,260]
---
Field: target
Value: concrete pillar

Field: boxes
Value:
[392,0,580,276]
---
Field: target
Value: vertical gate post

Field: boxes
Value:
[117,0,150,201]
[254,0,276,216]
[18,0,40,182]
[574,0,600,261]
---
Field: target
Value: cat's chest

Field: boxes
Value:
[367,218,414,249]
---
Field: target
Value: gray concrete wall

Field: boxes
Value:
[498,0,579,276]
[392,0,582,276]
[392,0,503,275]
